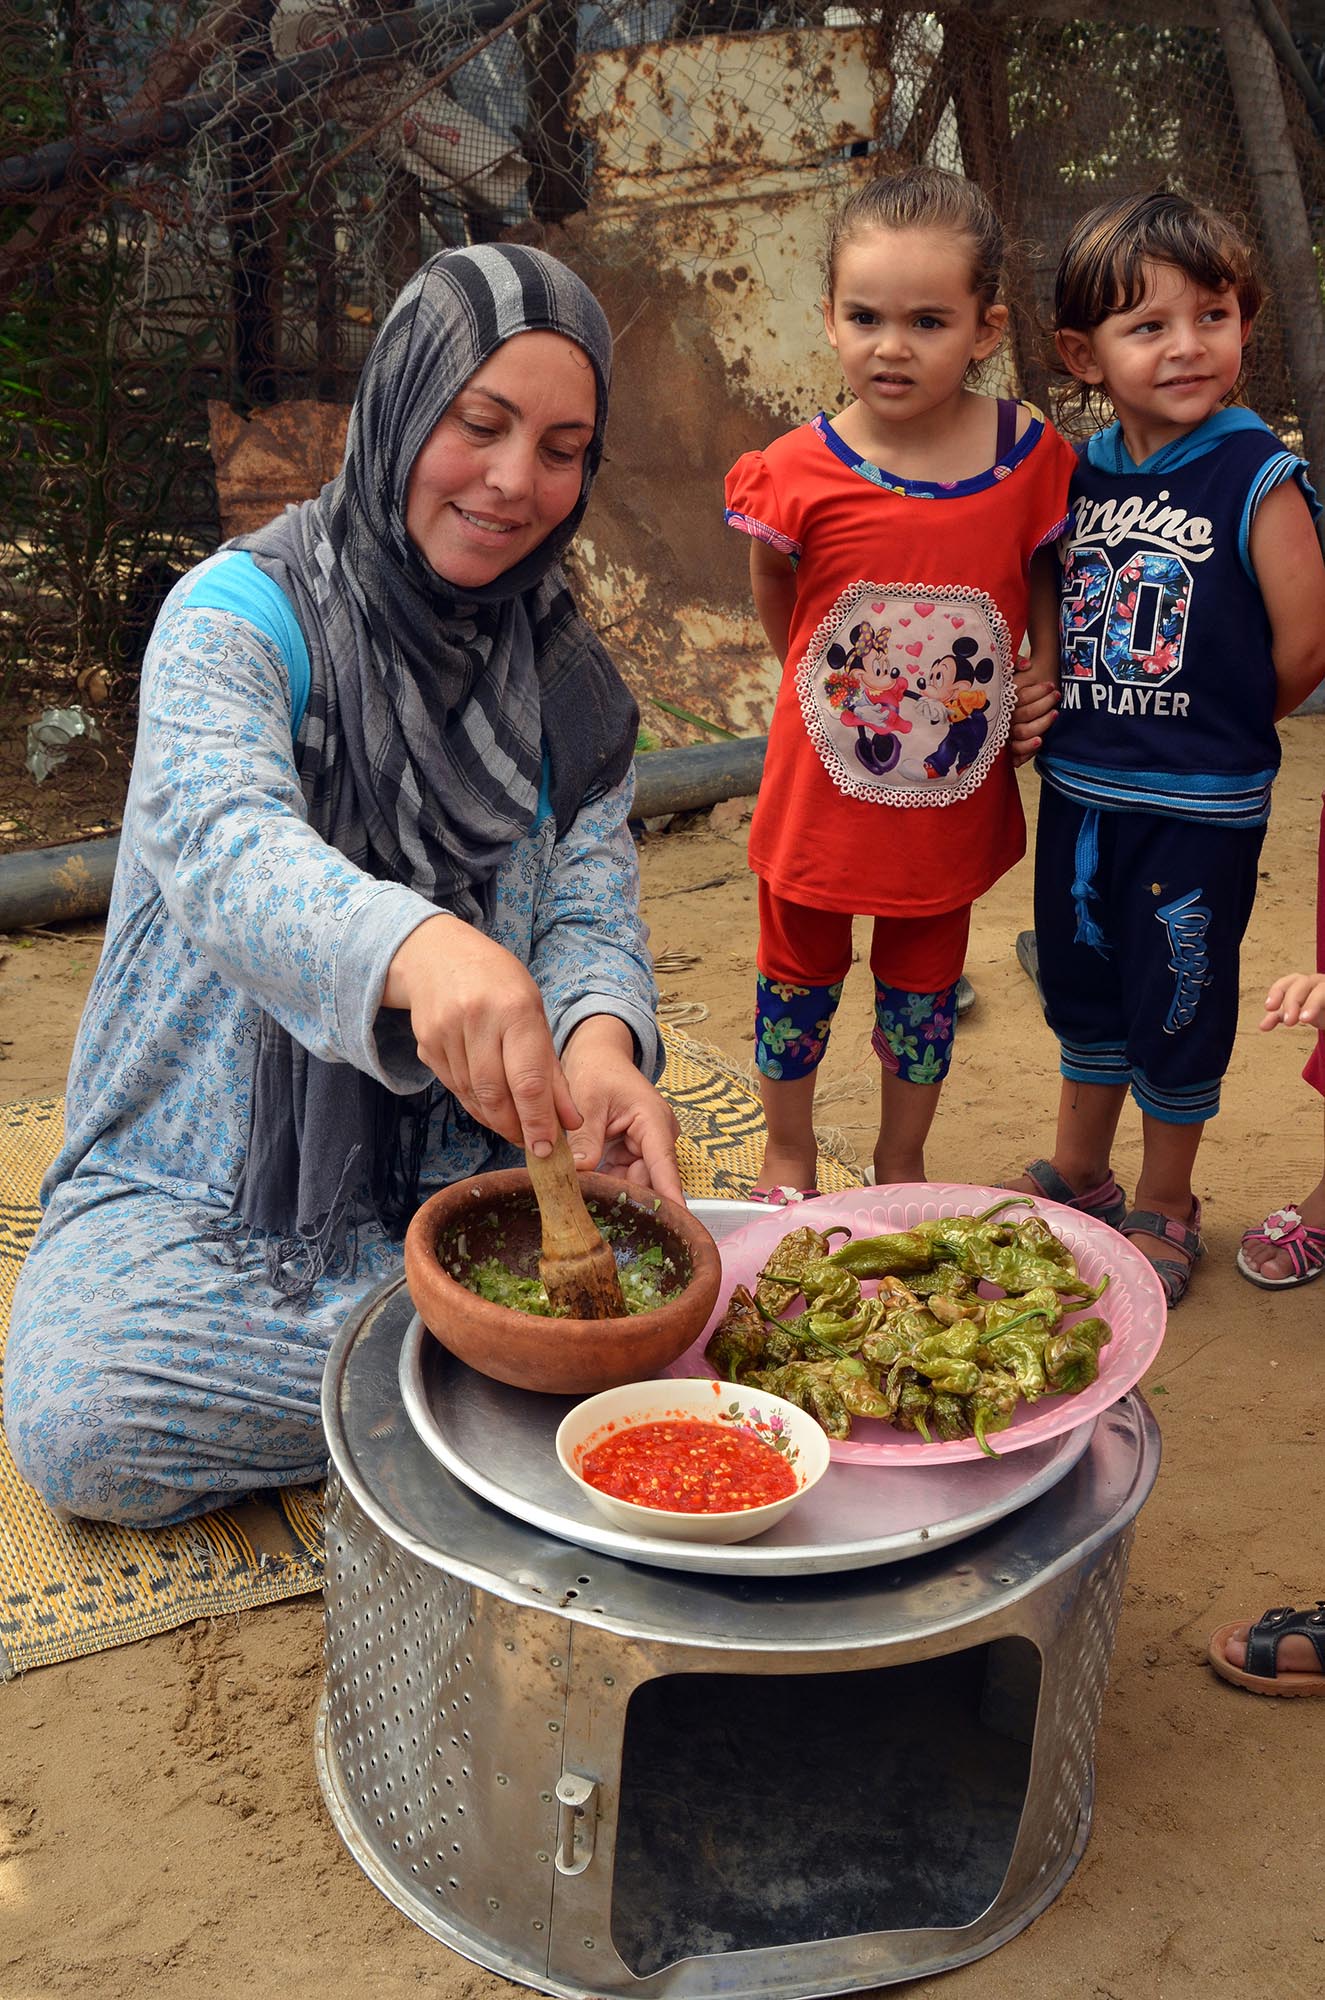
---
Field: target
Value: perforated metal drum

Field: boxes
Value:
[317,1264,1159,1998]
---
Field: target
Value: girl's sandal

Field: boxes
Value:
[1208,1604,1325,1697]
[748,1186,821,1206]
[1119,1201,1203,1307]
[1236,1205,1325,1290]
[1022,1158,1127,1231]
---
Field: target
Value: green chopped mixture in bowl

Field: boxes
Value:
[465,1243,677,1318]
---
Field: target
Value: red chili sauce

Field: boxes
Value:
[580,1418,797,1514]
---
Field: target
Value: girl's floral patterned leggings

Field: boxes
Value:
[754,886,971,1086]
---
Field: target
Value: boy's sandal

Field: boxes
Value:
[1023,1158,1127,1231]
[1236,1205,1325,1290]
[748,1186,821,1206]
[1118,1201,1203,1307]
[1208,1604,1325,1697]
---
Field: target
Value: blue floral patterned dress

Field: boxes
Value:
[3,585,659,1526]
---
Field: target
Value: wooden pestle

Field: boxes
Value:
[525,1128,628,1319]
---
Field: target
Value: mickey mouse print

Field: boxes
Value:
[798,581,1015,806]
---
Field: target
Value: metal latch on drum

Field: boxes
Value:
[554,1772,598,1875]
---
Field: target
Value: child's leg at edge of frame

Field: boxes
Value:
[1046,1078,1129,1192]
[1026,785,1131,1195]
[753,884,854,1192]
[1120,812,1265,1261]
[1135,1112,1205,1226]
[869,905,971,1183]
[1247,811,1325,1275]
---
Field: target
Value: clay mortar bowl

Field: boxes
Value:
[404,1168,723,1396]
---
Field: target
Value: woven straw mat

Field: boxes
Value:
[0,1028,860,1676]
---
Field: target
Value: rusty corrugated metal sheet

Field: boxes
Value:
[562,27,892,739]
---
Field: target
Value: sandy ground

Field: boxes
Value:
[2,726,1324,1999]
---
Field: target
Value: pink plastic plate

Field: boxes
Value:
[666,1182,1167,1464]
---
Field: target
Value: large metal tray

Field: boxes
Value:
[397,1314,1096,1577]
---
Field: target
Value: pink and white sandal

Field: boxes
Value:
[747,1186,821,1206]
[1237,1205,1325,1290]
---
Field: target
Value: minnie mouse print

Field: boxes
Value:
[800,582,1014,807]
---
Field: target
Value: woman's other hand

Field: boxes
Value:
[382,912,580,1155]
[1259,972,1325,1032]
[560,1016,683,1201]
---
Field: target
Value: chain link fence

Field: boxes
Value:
[2,0,1324,712]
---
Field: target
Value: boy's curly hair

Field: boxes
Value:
[1053,190,1263,426]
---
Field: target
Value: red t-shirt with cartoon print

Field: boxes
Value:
[726,408,1076,917]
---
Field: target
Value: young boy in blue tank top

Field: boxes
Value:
[1013,192,1325,1305]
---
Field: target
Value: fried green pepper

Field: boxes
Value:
[911,1321,984,1364]
[829,1357,893,1420]
[1010,1215,1077,1267]
[858,1325,914,1371]
[930,1391,972,1442]
[754,1225,836,1315]
[1042,1331,1100,1394]
[748,1360,852,1439]
[883,1306,947,1348]
[1043,1315,1112,1393]
[958,1238,1104,1299]
[735,1201,1113,1448]
[1065,1314,1112,1353]
[970,1367,1020,1456]
[911,1352,983,1396]
[807,1293,894,1347]
[704,1286,769,1381]
[799,1258,861,1316]
[824,1226,935,1277]
[928,1290,983,1326]
[826,1198,1029,1279]
[923,1201,1031,1263]
[982,1285,1062,1337]
[981,1330,1048,1400]
[892,1376,936,1442]
[906,1263,974,1299]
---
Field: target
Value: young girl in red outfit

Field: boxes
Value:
[725,166,1075,1198]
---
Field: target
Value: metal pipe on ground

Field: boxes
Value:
[0,738,768,933]
[629,736,766,820]
[0,838,121,932]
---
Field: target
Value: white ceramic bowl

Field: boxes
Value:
[555,1377,831,1544]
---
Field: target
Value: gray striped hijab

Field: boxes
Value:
[223,245,638,1292]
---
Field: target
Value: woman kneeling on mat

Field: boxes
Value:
[4,246,680,1529]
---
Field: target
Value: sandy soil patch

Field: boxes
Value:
[2,727,1323,1998]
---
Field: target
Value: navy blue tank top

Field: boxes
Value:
[1039,426,1306,826]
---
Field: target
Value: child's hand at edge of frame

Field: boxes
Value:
[1009,660,1060,768]
[1259,972,1325,1031]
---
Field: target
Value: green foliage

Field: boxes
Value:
[649,698,739,741]
[1007,21,1234,195]
[0,218,219,704]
